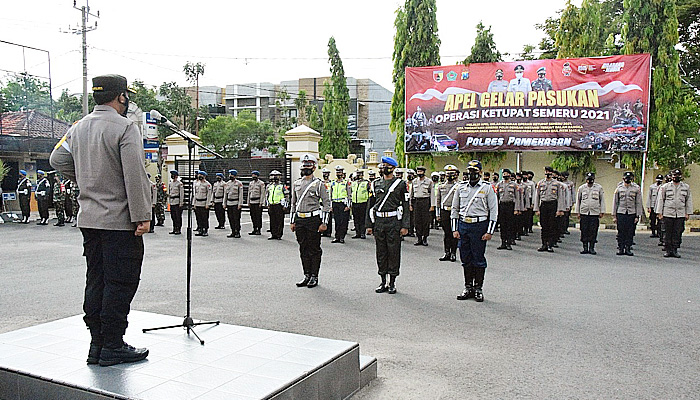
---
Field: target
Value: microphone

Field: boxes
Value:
[149,109,178,129]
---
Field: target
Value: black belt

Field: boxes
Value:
[195,198,207,201]
[214,196,223,199]
[499,200,514,204]
[169,196,180,199]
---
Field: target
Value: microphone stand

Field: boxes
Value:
[142,118,222,345]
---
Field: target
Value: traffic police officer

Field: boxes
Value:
[224,169,244,238]
[451,160,498,302]
[290,154,331,288]
[436,165,460,261]
[657,169,693,258]
[351,170,370,239]
[168,170,184,235]
[16,169,32,223]
[367,156,409,294]
[35,170,50,225]
[496,169,522,250]
[212,173,227,229]
[410,166,435,246]
[330,165,352,243]
[533,166,567,252]
[248,171,266,235]
[193,171,212,236]
[264,170,287,240]
[576,172,605,255]
[647,174,664,238]
[612,171,643,256]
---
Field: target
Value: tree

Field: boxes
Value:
[0,73,52,113]
[55,89,82,123]
[390,0,441,165]
[183,62,205,134]
[520,44,537,61]
[623,0,700,172]
[463,22,502,64]
[158,82,193,131]
[678,0,700,90]
[320,37,350,158]
[536,14,561,59]
[199,110,274,158]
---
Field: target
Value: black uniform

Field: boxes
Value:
[35,177,51,222]
[17,176,32,221]
[290,177,331,280]
[367,177,410,277]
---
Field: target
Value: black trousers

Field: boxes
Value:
[65,197,74,219]
[250,204,263,232]
[37,198,49,220]
[170,204,183,232]
[332,202,350,240]
[414,197,431,238]
[295,216,322,276]
[663,217,685,251]
[409,204,415,235]
[352,202,367,236]
[373,217,403,277]
[81,228,143,347]
[649,209,658,235]
[616,213,636,248]
[498,201,515,243]
[268,204,285,238]
[539,201,558,246]
[226,205,241,234]
[463,265,486,289]
[440,209,458,253]
[19,194,30,218]
[526,208,534,232]
[214,202,226,227]
[579,214,600,244]
[195,206,209,231]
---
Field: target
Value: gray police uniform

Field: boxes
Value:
[656,181,693,254]
[224,178,244,236]
[436,180,459,256]
[290,177,331,278]
[487,80,509,93]
[367,177,410,277]
[451,180,498,292]
[212,180,226,228]
[248,179,266,234]
[193,179,213,233]
[647,182,661,236]
[533,179,567,248]
[576,183,605,246]
[612,182,643,251]
[410,176,435,241]
[168,178,184,233]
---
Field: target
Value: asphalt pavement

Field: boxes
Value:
[1,213,698,399]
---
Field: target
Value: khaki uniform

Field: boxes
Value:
[576,183,605,246]
[248,179,266,234]
[533,179,566,248]
[410,177,435,240]
[656,181,693,253]
[193,179,212,232]
[212,180,226,228]
[224,179,244,236]
[290,177,331,278]
[612,182,643,250]
[168,178,185,233]
[436,181,459,255]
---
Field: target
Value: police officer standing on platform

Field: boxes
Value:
[351,170,369,239]
[16,169,32,223]
[193,171,212,237]
[410,166,435,246]
[647,174,664,238]
[367,157,409,295]
[576,172,605,255]
[451,160,498,302]
[496,169,522,250]
[290,154,330,288]
[224,169,244,238]
[436,165,460,261]
[330,165,352,243]
[264,170,287,240]
[35,170,50,225]
[534,166,566,252]
[613,171,643,256]
[657,169,693,258]
[248,171,265,235]
[212,173,226,229]
[168,170,184,235]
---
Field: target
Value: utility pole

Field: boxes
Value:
[64,0,99,117]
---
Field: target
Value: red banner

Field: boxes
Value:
[404,54,651,152]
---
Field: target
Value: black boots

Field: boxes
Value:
[617,245,633,256]
[98,343,149,366]
[457,285,474,300]
[497,241,512,250]
[588,242,597,255]
[375,275,388,293]
[439,250,451,261]
[296,275,311,287]
[306,275,318,288]
[388,275,396,294]
[376,275,396,294]
[580,243,590,254]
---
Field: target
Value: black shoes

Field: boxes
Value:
[248,230,261,236]
[617,247,625,256]
[474,289,484,302]
[457,287,474,300]
[375,283,388,293]
[537,245,548,252]
[214,226,225,230]
[581,243,590,254]
[268,236,282,240]
[54,222,65,227]
[87,343,102,365]
[663,251,674,258]
[227,232,241,238]
[331,238,345,243]
[387,284,397,294]
[307,276,318,288]
[351,235,362,239]
[414,238,423,246]
[450,252,456,262]
[98,343,149,366]
[589,244,597,255]
[195,229,208,237]
[650,233,659,238]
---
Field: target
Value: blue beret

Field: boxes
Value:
[170,170,179,176]
[198,171,208,177]
[381,156,398,167]
[216,173,224,177]
[19,169,27,176]
[251,170,260,176]
[228,169,238,175]
[37,170,45,175]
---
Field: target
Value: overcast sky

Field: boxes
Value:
[1,0,576,99]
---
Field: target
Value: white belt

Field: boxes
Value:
[296,210,321,218]
[461,216,486,223]
[376,211,398,217]
[441,206,452,211]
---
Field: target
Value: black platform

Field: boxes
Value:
[0,311,376,399]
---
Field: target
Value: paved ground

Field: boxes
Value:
[1,212,699,399]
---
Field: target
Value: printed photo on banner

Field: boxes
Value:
[404,54,651,153]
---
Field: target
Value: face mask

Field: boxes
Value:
[301,168,314,176]
[417,172,424,177]
[673,176,681,182]
[624,177,633,183]
[469,172,480,184]
[271,177,279,182]
[503,175,510,181]
[587,178,594,183]
[447,174,455,181]
[217,177,222,181]
[253,176,258,180]
[496,74,503,80]
[336,174,343,179]
[383,168,394,176]
[198,176,204,180]
[515,72,524,79]
[545,173,552,178]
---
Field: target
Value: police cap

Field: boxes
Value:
[586,172,595,179]
[228,169,238,175]
[170,170,179,176]
[466,160,482,171]
[537,67,546,74]
[407,169,416,174]
[416,166,426,171]
[251,170,260,176]
[514,64,525,72]
[335,165,344,171]
[431,172,439,177]
[300,153,318,168]
[502,168,512,175]
[355,169,364,175]
[368,170,376,176]
[322,168,330,173]
[623,171,634,178]
[37,170,45,176]
[544,166,554,173]
[198,170,208,177]
[270,170,281,176]
[444,164,459,172]
[92,74,136,94]
[655,174,664,180]
[19,169,27,176]
[672,168,682,176]
[381,156,398,167]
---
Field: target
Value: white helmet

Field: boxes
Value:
[300,153,317,169]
